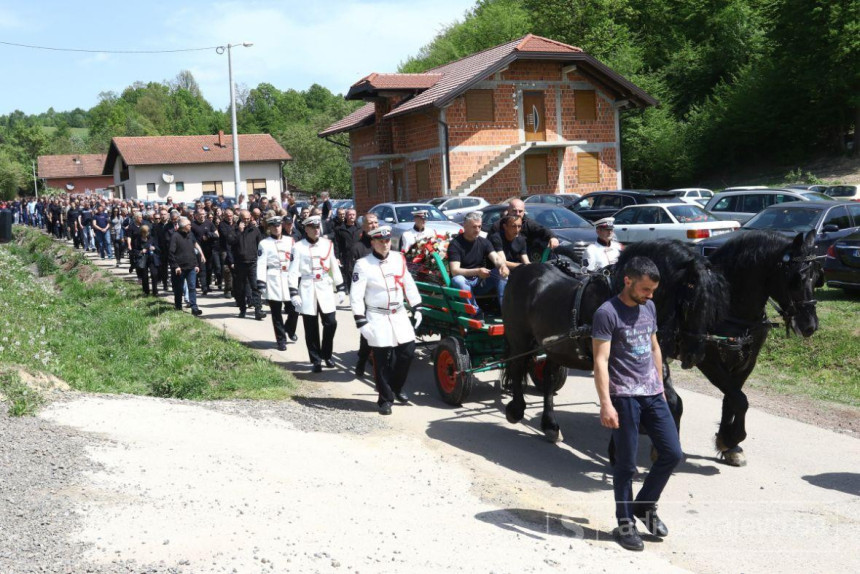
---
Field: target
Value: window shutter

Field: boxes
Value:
[465,90,495,122]
[524,154,548,186]
[577,152,600,184]
[366,168,378,195]
[575,90,597,121]
[415,160,430,195]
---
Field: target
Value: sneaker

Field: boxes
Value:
[614,521,644,552]
[633,505,669,537]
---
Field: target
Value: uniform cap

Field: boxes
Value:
[367,226,392,239]
[412,210,428,218]
[266,215,282,226]
[594,217,615,229]
[302,215,322,227]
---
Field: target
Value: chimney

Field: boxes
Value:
[218,130,225,148]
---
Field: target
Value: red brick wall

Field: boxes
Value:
[474,160,522,205]
[393,112,439,154]
[402,155,443,200]
[45,176,114,193]
[447,85,520,148]
[350,126,377,162]
[501,60,562,82]
[564,147,619,195]
[560,76,616,143]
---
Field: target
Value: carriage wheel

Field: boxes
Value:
[433,337,472,406]
[528,358,568,394]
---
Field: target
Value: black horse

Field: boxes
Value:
[502,240,728,443]
[695,230,821,466]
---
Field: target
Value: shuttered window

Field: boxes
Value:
[577,153,600,183]
[202,181,223,194]
[366,168,379,195]
[575,90,597,121]
[415,160,430,195]
[524,154,548,186]
[465,90,495,122]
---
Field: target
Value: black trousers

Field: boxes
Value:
[137,265,160,295]
[357,335,371,365]
[268,300,299,343]
[211,249,223,286]
[233,262,261,312]
[114,238,125,264]
[371,341,416,405]
[219,252,233,292]
[200,248,213,292]
[302,308,337,365]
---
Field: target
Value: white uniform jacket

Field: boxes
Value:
[350,252,422,348]
[256,235,296,301]
[287,237,344,315]
[583,240,622,271]
[400,227,436,253]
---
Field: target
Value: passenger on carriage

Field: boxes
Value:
[489,198,559,250]
[448,212,510,318]
[583,217,622,272]
[400,210,436,253]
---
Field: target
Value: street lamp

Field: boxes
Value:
[216,42,253,199]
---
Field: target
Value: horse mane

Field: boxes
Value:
[708,230,794,282]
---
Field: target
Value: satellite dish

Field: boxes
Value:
[162,171,175,184]
[65,183,75,191]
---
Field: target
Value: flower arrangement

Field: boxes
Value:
[405,232,456,284]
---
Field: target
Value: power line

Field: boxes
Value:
[0,40,221,54]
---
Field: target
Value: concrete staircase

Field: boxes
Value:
[451,141,534,197]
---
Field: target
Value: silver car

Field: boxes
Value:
[368,202,464,251]
[429,196,490,223]
[704,189,830,224]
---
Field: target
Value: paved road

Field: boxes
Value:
[40,253,860,573]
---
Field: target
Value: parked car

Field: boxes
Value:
[823,230,860,292]
[723,186,769,191]
[786,184,830,194]
[697,201,860,257]
[328,199,355,217]
[568,190,681,222]
[479,203,597,262]
[825,184,860,202]
[611,203,739,243]
[703,188,829,224]
[431,196,490,223]
[367,202,463,251]
[670,188,714,206]
[523,193,582,209]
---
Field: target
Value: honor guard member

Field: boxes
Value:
[584,217,623,272]
[288,215,346,373]
[256,215,300,351]
[399,209,436,253]
[350,226,423,415]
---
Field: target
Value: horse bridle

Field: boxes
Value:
[770,252,822,335]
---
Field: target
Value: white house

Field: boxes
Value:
[103,131,292,202]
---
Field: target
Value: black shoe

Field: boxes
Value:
[324,359,335,368]
[254,311,266,321]
[614,521,644,551]
[277,341,287,351]
[355,360,366,378]
[288,333,298,342]
[633,505,668,537]
[174,305,182,311]
[378,402,392,416]
[192,308,203,316]
[312,363,323,373]
[395,392,410,404]
[238,309,246,318]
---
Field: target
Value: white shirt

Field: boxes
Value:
[400,226,436,253]
[350,251,421,347]
[584,240,622,271]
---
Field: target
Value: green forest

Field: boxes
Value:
[1,0,856,201]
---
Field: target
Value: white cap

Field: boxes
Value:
[594,217,615,229]
[303,215,322,227]
[367,225,392,239]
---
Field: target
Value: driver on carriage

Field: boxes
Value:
[448,212,510,318]
[583,217,622,272]
[400,210,436,253]
[489,198,559,250]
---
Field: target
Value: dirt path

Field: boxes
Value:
[30,254,860,573]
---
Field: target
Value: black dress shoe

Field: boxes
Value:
[192,308,203,316]
[288,333,298,342]
[633,505,669,537]
[277,341,287,351]
[395,392,410,404]
[614,521,644,551]
[312,363,323,373]
[254,311,266,321]
[378,402,392,415]
[324,359,336,368]
[238,309,246,318]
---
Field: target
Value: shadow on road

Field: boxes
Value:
[293,395,380,413]
[475,508,608,542]
[802,472,860,497]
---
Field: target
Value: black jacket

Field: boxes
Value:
[191,219,217,252]
[489,215,555,243]
[229,223,263,264]
[168,230,198,271]
[335,224,361,265]
[350,235,372,264]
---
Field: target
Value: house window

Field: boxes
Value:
[175,182,185,192]
[465,90,495,122]
[246,178,267,196]
[415,160,430,196]
[575,90,597,121]
[366,168,379,195]
[146,183,156,192]
[577,152,600,183]
[524,154,548,186]
[202,181,223,194]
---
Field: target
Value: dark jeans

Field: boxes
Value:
[611,394,683,523]
[114,238,125,264]
[371,341,416,406]
[267,300,299,344]
[171,268,198,311]
[302,308,337,365]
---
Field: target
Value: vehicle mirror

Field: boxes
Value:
[822,224,839,233]
[385,217,394,223]
[440,206,447,211]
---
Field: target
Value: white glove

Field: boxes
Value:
[359,323,373,339]
[338,291,347,306]
[290,295,302,309]
[412,310,423,330]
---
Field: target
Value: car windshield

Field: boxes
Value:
[744,207,823,232]
[800,192,834,201]
[529,207,592,229]
[428,198,446,207]
[667,205,718,223]
[394,205,449,223]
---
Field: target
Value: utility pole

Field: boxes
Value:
[32,160,38,198]
[217,42,254,199]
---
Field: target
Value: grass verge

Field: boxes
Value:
[0,370,44,416]
[0,227,297,404]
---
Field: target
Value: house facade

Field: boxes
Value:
[320,35,656,213]
[37,154,114,195]
[103,132,291,202]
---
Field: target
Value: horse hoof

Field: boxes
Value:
[721,446,747,467]
[544,427,563,444]
[505,401,524,424]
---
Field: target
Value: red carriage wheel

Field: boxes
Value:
[433,336,473,406]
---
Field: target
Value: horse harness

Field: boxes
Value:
[770,253,822,336]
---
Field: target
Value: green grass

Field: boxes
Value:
[0,228,297,406]
[747,286,860,406]
[0,370,44,416]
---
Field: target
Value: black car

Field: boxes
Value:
[568,190,681,222]
[823,231,860,293]
[697,200,860,257]
[479,203,597,262]
[523,193,582,209]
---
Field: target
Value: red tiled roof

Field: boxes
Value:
[105,133,290,172]
[318,102,376,137]
[37,154,107,178]
[516,34,581,52]
[351,73,443,90]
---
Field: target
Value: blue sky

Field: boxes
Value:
[0,0,476,115]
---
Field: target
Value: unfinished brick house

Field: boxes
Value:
[319,34,657,213]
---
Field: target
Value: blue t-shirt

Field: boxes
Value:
[592,296,662,397]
